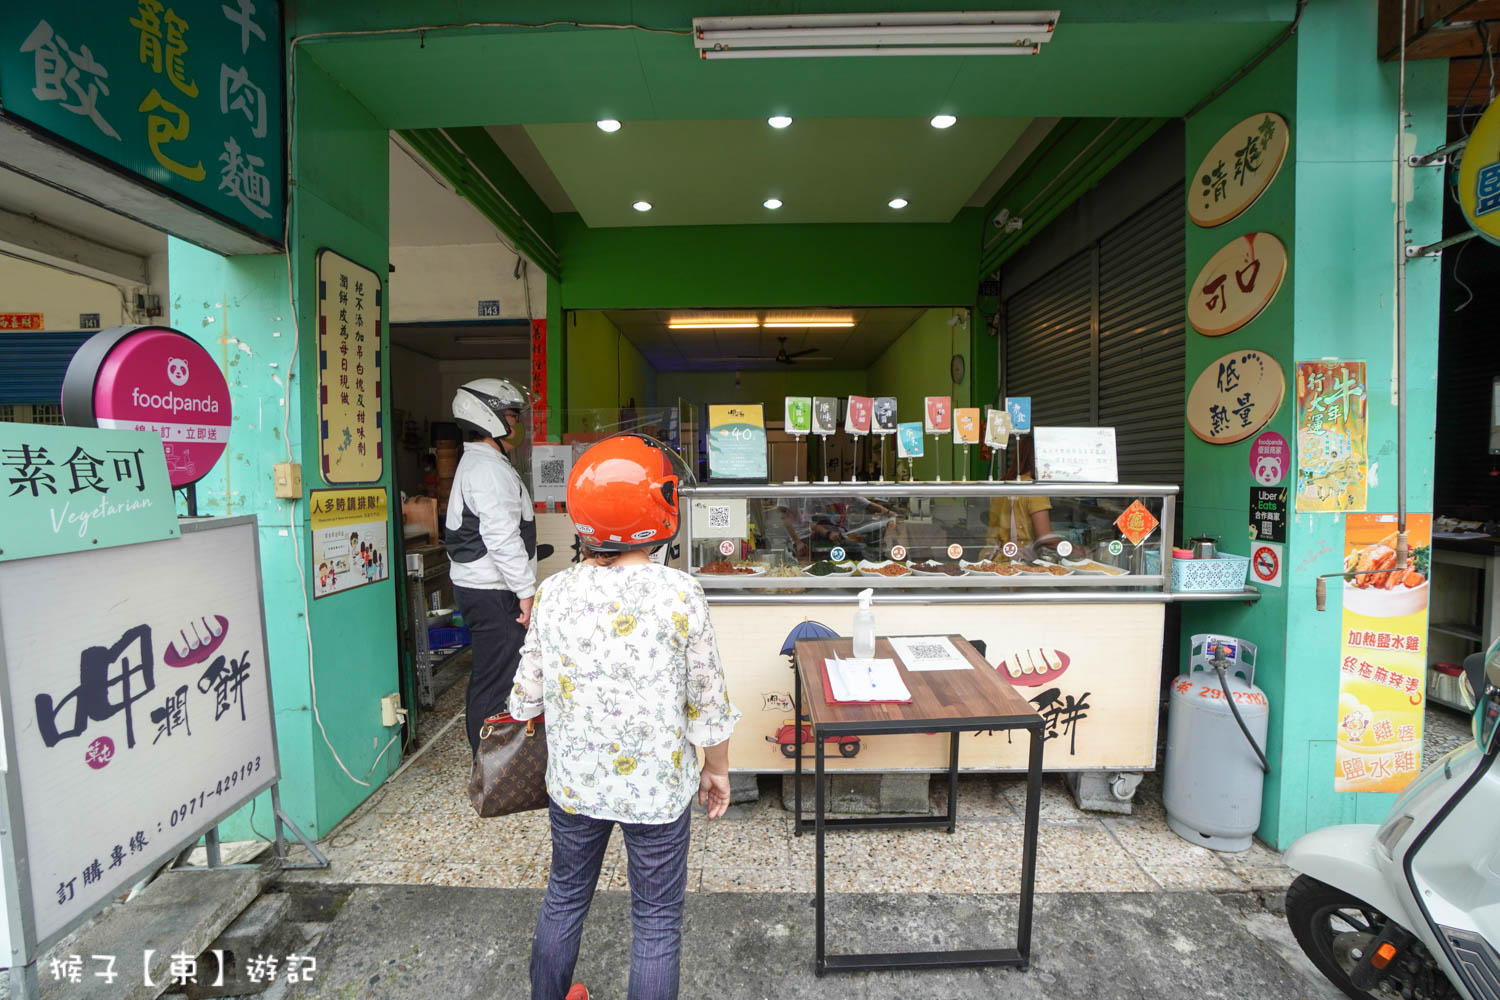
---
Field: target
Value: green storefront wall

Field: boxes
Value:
[1180,0,1446,849]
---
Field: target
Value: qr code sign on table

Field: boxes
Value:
[906,642,951,661]
[707,505,731,530]
[539,458,567,488]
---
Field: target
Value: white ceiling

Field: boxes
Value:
[388,136,511,247]
[602,307,925,372]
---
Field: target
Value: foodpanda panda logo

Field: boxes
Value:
[1254,454,1282,485]
[166,357,190,386]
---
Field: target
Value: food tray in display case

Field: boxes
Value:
[680,482,1179,600]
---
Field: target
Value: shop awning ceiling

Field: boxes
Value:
[390,321,532,361]
[602,307,925,371]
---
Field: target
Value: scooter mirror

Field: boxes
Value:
[1489,658,1500,693]
[1461,673,1477,711]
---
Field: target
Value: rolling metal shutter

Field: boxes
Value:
[1098,185,1185,485]
[0,332,92,405]
[1003,182,1185,485]
[1003,251,1095,428]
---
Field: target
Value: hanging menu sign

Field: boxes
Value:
[316,249,384,484]
[707,403,767,481]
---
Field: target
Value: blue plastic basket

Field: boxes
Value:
[1170,555,1250,593]
[428,625,471,649]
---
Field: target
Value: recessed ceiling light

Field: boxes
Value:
[930,114,957,129]
[596,119,622,132]
[632,200,653,212]
[763,198,783,210]
[888,197,908,209]
[768,115,793,129]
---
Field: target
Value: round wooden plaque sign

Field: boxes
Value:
[1188,232,1287,336]
[1190,113,1289,228]
[1187,349,1285,444]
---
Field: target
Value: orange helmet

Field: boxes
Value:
[567,434,693,551]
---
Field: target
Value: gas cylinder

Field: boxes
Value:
[1163,634,1271,852]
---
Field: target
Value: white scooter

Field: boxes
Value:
[1284,649,1500,1000]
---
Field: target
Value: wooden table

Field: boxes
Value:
[792,635,1045,976]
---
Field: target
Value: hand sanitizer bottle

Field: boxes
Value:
[852,588,876,658]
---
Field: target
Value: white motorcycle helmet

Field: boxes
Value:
[452,378,529,440]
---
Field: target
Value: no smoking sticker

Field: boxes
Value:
[1251,541,1282,588]
[719,539,735,556]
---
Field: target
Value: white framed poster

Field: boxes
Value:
[0,517,279,962]
[1034,427,1119,483]
[310,487,391,598]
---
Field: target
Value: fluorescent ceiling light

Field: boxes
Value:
[763,197,783,209]
[596,119,622,132]
[695,11,1058,59]
[763,318,855,328]
[668,319,760,329]
[930,114,957,129]
[455,336,517,345]
[768,115,793,128]
[888,198,908,209]
[632,200,653,212]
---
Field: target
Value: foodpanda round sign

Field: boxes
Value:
[62,325,232,488]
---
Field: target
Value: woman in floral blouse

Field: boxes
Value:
[509,434,739,1000]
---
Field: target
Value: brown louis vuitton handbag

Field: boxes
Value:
[468,713,548,817]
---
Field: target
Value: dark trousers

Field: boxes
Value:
[531,800,691,1000]
[452,585,526,753]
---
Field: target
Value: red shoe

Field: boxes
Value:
[565,987,590,1000]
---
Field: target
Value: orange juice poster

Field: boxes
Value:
[1335,513,1431,792]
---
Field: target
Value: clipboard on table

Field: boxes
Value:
[819,657,913,704]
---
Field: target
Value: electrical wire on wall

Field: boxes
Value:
[279,16,679,787]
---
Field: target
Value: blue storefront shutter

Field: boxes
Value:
[0,332,93,405]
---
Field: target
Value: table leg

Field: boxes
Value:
[815,734,827,977]
[1016,725,1044,968]
[794,655,803,836]
[946,731,960,834]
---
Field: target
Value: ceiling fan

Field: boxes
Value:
[686,336,829,366]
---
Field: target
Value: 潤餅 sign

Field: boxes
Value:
[62,325,232,489]
[0,422,178,563]
[0,1,284,244]
[0,517,278,960]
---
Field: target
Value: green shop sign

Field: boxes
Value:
[0,0,284,244]
[1,422,180,562]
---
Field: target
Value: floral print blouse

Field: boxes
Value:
[508,562,740,825]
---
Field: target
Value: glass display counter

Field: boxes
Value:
[681,482,1176,600]
[676,482,1214,776]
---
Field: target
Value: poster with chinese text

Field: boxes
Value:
[923,396,952,434]
[812,397,838,436]
[706,404,767,480]
[1295,360,1367,513]
[1336,513,1431,792]
[783,397,810,435]
[317,250,384,484]
[845,396,872,435]
[896,422,924,459]
[310,487,390,598]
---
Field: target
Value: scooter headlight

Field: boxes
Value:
[1376,813,1415,859]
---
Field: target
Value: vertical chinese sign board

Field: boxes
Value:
[0,0,285,244]
[309,487,390,598]
[0,517,279,965]
[1295,360,1368,513]
[1335,513,1432,793]
[530,319,549,442]
[316,250,384,484]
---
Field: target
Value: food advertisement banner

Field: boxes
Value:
[718,601,1163,773]
[1295,360,1367,513]
[0,1,285,244]
[923,396,952,434]
[707,404,767,480]
[984,406,1012,448]
[845,396,872,435]
[812,397,838,436]
[1336,513,1431,793]
[954,408,980,445]
[316,250,384,484]
[896,422,924,459]
[872,397,898,434]
[310,487,390,598]
[784,397,810,435]
[0,422,178,562]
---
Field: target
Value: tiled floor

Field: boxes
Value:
[281,680,1311,897]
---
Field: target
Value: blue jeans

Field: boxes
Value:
[530,800,691,1000]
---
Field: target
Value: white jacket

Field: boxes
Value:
[445,442,537,598]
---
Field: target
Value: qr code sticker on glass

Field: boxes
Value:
[907,643,950,661]
[707,505,732,530]
[1477,162,1500,217]
[539,459,566,488]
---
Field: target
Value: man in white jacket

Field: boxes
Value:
[445,378,537,753]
